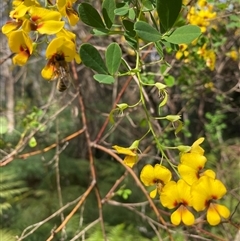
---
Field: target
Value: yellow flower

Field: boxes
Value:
[22,6,64,34]
[8,29,33,66]
[41,36,77,80]
[56,29,81,64]
[160,179,195,226]
[140,164,172,198]
[227,50,238,61]
[57,0,79,26]
[176,44,189,60]
[191,176,230,225]
[112,141,139,168]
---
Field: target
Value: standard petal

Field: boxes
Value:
[37,20,65,35]
[208,178,227,199]
[160,181,178,209]
[140,165,154,186]
[177,179,192,206]
[154,164,172,184]
[180,153,207,170]
[178,164,198,185]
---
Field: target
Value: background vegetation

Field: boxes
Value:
[0,0,239,240]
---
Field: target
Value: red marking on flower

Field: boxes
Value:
[211,195,217,200]
[31,15,41,22]
[36,22,44,31]
[205,199,210,207]
[173,200,179,207]
[182,199,188,206]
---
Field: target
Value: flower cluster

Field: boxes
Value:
[197,43,216,71]
[187,0,216,33]
[140,138,230,226]
[177,0,217,71]
[1,0,80,79]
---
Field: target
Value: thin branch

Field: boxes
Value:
[69,218,101,241]
[45,180,96,241]
[17,195,83,240]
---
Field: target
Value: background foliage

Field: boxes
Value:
[0,0,239,240]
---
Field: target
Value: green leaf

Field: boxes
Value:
[78,3,105,28]
[105,43,122,75]
[134,21,161,42]
[91,28,109,36]
[122,20,136,37]
[93,74,115,84]
[0,116,8,134]
[156,0,182,33]
[164,75,175,87]
[114,3,129,16]
[102,0,116,29]
[154,41,163,58]
[123,20,137,49]
[163,25,201,44]
[142,0,155,11]
[128,8,136,20]
[79,43,108,74]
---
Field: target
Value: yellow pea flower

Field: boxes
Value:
[191,176,230,225]
[22,6,64,34]
[160,179,195,226]
[8,29,33,66]
[140,164,172,198]
[57,0,79,26]
[112,140,139,168]
[41,36,77,80]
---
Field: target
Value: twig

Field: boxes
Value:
[46,180,96,241]
[17,195,83,240]
[70,218,101,241]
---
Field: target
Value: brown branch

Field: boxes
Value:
[93,143,174,241]
[0,128,85,166]
[46,180,96,241]
[94,75,133,143]
[77,89,107,240]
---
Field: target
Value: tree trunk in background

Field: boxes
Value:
[5,66,15,133]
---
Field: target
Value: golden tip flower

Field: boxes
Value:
[140,164,172,198]
[191,176,227,212]
[112,144,138,168]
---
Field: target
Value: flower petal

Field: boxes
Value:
[181,206,195,225]
[140,164,155,186]
[154,164,172,184]
[123,155,137,168]
[207,203,221,225]
[171,208,182,226]
[112,145,136,156]
[160,181,178,209]
[180,153,207,170]
[13,52,29,66]
[178,164,198,185]
[37,20,65,35]
[191,137,205,155]
[150,188,157,199]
